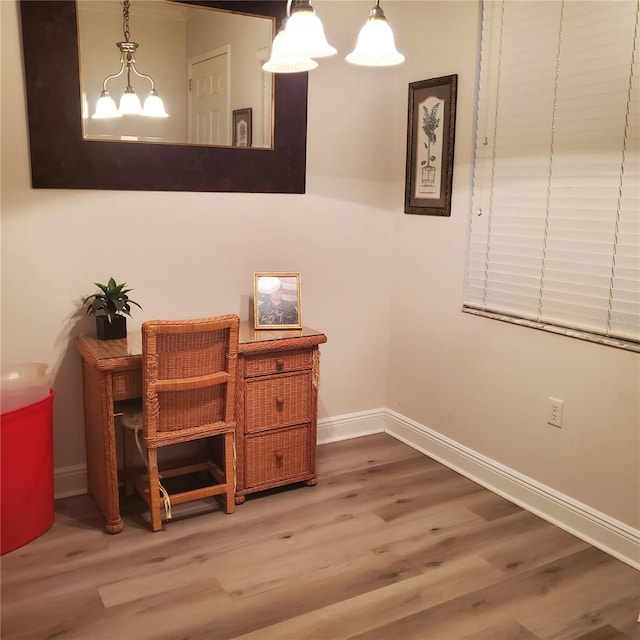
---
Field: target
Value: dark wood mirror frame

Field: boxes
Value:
[19,0,308,193]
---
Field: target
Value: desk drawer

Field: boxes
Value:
[245,426,311,489]
[245,372,311,433]
[112,370,142,401]
[244,349,312,378]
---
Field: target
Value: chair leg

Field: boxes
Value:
[147,448,164,532]
[224,431,235,514]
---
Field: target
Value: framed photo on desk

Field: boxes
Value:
[253,272,302,330]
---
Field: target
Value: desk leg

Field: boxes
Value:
[82,362,123,534]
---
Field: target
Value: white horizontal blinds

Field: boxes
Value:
[465,0,640,345]
[466,1,563,319]
[609,13,640,342]
[465,1,501,310]
[540,1,638,335]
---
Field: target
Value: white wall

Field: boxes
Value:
[2,0,638,532]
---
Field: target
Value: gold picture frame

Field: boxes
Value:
[253,272,302,330]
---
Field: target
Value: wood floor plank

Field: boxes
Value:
[174,550,426,640]
[459,619,540,640]
[315,432,426,478]
[229,554,506,640]
[579,594,640,639]
[575,625,632,640]
[46,580,233,640]
[98,556,227,608]
[212,510,389,595]
[466,491,528,521]
[479,520,590,575]
[371,507,550,570]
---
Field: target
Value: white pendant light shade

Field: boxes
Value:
[346,2,405,67]
[119,88,142,115]
[92,90,121,119]
[285,5,337,58]
[142,90,169,117]
[264,0,407,73]
[263,26,319,73]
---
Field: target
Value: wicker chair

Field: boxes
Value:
[120,315,239,531]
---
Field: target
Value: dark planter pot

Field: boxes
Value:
[96,315,127,341]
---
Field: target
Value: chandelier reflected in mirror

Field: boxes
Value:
[92,0,168,119]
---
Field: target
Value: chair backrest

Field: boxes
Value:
[141,315,240,445]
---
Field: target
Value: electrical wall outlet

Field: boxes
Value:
[548,397,564,428]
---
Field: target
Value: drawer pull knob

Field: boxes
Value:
[275,396,285,406]
[275,358,285,369]
[275,452,283,462]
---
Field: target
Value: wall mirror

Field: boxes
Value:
[19,1,308,193]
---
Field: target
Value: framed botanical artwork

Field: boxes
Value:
[253,272,302,330]
[404,74,458,216]
[232,108,252,147]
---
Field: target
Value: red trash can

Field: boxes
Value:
[1,389,55,554]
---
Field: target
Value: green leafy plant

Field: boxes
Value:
[83,277,142,324]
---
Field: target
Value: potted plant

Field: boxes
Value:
[83,277,142,340]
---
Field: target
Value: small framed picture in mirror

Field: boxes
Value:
[253,272,302,330]
[233,108,252,147]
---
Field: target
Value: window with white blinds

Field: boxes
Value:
[463,0,640,350]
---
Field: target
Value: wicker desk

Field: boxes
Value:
[75,323,326,533]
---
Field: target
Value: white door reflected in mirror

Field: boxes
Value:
[188,47,230,145]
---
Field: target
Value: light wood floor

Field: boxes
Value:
[1,434,638,640]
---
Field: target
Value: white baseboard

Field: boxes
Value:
[317,408,386,444]
[54,464,87,499]
[384,409,640,571]
[53,407,640,570]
